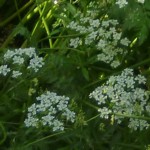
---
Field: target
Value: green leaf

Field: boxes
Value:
[81,67,89,81]
[12,24,30,39]
[66,3,76,16]
[0,123,7,145]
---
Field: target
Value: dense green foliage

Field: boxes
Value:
[0,0,150,149]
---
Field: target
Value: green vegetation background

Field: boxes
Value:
[0,0,150,149]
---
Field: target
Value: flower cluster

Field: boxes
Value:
[89,68,150,131]
[137,0,145,4]
[0,48,44,78]
[115,0,128,8]
[24,91,76,132]
[116,0,145,8]
[67,11,130,68]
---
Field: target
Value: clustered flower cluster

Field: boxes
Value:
[89,68,150,130]
[67,12,130,68]
[116,0,145,8]
[24,91,76,131]
[0,48,44,78]
[116,0,128,8]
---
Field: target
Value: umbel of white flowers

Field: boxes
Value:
[24,91,76,132]
[0,48,44,78]
[89,68,150,131]
[67,11,130,68]
[116,0,145,8]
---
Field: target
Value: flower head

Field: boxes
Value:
[1,48,44,78]
[90,68,150,130]
[67,10,130,68]
[0,65,11,76]
[24,91,76,132]
[116,0,128,8]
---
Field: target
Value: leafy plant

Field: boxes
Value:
[0,0,150,150]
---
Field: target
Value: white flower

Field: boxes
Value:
[137,0,145,4]
[89,19,100,28]
[76,25,87,34]
[28,103,37,115]
[128,118,149,131]
[23,47,36,58]
[52,119,64,131]
[12,70,22,78]
[42,114,54,126]
[2,48,44,77]
[67,21,78,29]
[0,65,11,76]
[12,56,24,65]
[89,86,108,105]
[90,68,150,130]
[101,20,110,28]
[24,91,75,132]
[27,56,44,72]
[70,38,81,48]
[98,107,112,119]
[113,32,122,41]
[4,50,16,60]
[62,109,76,122]
[135,74,146,84]
[53,0,58,4]
[111,60,121,68]
[67,10,130,68]
[120,37,130,46]
[116,0,128,8]
[97,39,107,49]
[24,114,39,127]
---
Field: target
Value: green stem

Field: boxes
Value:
[29,1,56,48]
[38,33,83,42]
[0,123,7,145]
[84,101,150,121]
[41,47,85,54]
[14,0,21,22]
[84,57,150,88]
[115,113,150,121]
[83,101,99,110]
[0,0,34,27]
[7,80,24,93]
[24,131,65,148]
[130,58,150,69]
[36,2,53,48]
[86,114,100,123]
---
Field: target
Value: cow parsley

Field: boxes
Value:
[0,65,11,76]
[24,91,76,132]
[0,48,44,78]
[67,10,130,68]
[137,0,145,4]
[116,0,145,8]
[89,68,150,131]
[116,0,128,8]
